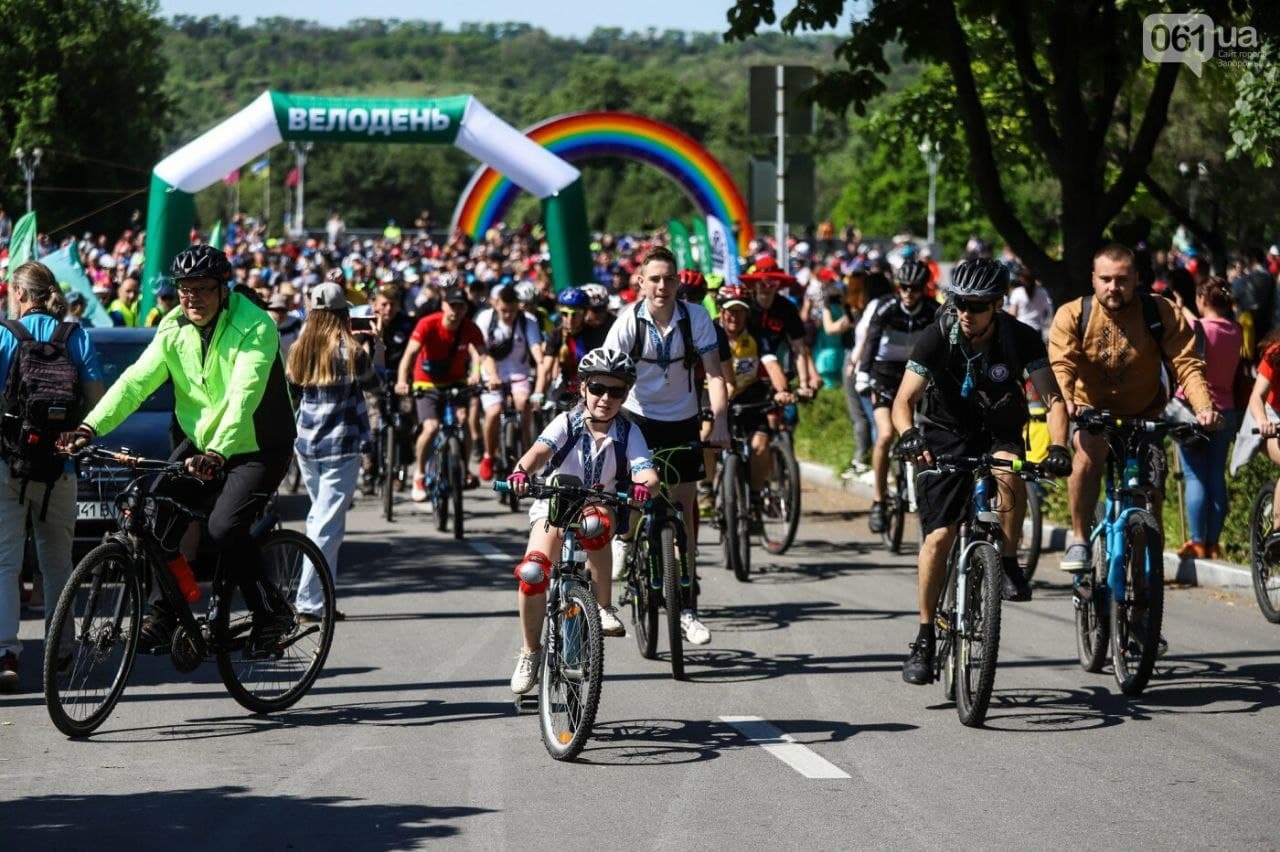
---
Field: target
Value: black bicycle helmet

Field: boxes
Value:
[579,348,637,386]
[948,258,1010,299]
[170,244,232,282]
[894,259,930,290]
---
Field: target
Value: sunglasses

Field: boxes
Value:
[585,381,628,400]
[954,298,994,314]
[559,308,580,317]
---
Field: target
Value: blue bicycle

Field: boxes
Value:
[418,385,475,540]
[1072,412,1203,696]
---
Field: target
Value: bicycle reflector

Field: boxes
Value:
[577,505,612,551]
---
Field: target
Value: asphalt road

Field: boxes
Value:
[2,478,1278,849]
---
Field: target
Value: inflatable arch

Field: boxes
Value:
[452,112,754,256]
[142,91,594,308]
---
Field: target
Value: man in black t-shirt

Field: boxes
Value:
[741,257,819,394]
[892,260,1071,686]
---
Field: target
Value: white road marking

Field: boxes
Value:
[719,716,850,779]
[469,541,510,563]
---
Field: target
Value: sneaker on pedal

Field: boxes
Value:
[840,460,870,480]
[360,473,377,497]
[868,500,886,534]
[1060,542,1090,574]
[0,652,18,692]
[902,641,935,685]
[599,605,626,637]
[137,607,177,654]
[510,647,541,694]
[411,474,428,503]
[1001,561,1032,603]
[246,610,295,659]
[680,609,711,645]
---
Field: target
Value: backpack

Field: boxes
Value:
[486,310,525,362]
[547,410,631,487]
[628,301,699,391]
[0,318,82,519]
[938,306,1028,384]
[1077,292,1203,400]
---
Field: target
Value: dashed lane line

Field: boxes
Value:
[719,716,851,779]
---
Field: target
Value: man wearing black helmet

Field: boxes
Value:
[63,244,300,655]
[891,258,1071,686]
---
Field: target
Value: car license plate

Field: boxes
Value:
[76,502,112,520]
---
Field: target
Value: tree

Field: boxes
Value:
[0,0,172,236]
[725,0,1258,299]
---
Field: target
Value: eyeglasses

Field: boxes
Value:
[954,298,994,314]
[585,381,628,400]
[559,308,580,317]
[177,283,221,299]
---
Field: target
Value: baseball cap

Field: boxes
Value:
[309,282,349,312]
[443,285,469,305]
[267,292,291,311]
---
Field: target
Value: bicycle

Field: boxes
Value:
[928,453,1050,727]
[493,383,524,513]
[620,443,698,680]
[883,444,919,554]
[1248,476,1280,623]
[759,398,803,555]
[43,446,334,737]
[710,399,779,582]
[1072,412,1204,696]
[375,383,414,523]
[495,475,640,760]
[419,385,473,540]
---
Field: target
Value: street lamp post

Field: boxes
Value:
[918,137,941,248]
[289,141,313,238]
[13,147,43,213]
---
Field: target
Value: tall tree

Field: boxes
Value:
[725,0,1258,299]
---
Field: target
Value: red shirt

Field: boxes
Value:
[410,313,484,386]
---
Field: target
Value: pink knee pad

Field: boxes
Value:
[515,551,551,595]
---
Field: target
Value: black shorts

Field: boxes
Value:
[870,363,907,409]
[415,386,466,423]
[915,426,1025,535]
[628,412,704,485]
[731,384,773,436]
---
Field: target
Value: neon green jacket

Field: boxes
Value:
[85,291,295,457]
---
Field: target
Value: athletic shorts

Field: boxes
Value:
[481,377,532,411]
[629,413,703,485]
[870,363,907,410]
[415,386,468,423]
[915,427,1025,535]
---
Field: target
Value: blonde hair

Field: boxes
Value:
[286,310,357,386]
[11,261,58,307]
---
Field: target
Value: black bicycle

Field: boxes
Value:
[711,400,777,582]
[494,382,525,513]
[44,446,335,737]
[1248,473,1280,623]
[376,383,414,523]
[759,399,803,555]
[420,385,474,540]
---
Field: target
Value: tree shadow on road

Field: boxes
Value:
[703,600,916,633]
[0,786,494,850]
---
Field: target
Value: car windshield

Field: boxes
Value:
[95,339,174,413]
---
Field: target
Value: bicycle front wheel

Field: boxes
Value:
[626,536,659,659]
[502,419,522,513]
[539,584,603,760]
[382,424,396,523]
[661,524,685,680]
[1249,480,1280,623]
[44,542,143,738]
[1075,507,1110,673]
[886,459,906,554]
[761,437,801,555]
[431,451,449,533]
[217,529,335,714]
[1019,483,1043,582]
[723,454,750,582]
[1110,510,1163,696]
[955,542,1003,727]
[447,437,465,540]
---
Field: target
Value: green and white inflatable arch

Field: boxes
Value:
[144,91,593,306]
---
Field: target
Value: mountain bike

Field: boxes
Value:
[1072,412,1204,696]
[884,445,918,554]
[495,475,640,760]
[494,383,524,513]
[929,453,1049,727]
[419,385,473,540]
[759,399,803,555]
[711,399,778,581]
[44,446,334,738]
[620,443,697,680]
[376,383,413,523]
[1248,476,1280,623]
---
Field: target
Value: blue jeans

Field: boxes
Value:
[297,454,360,614]
[1178,413,1235,546]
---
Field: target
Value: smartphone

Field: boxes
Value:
[350,315,375,332]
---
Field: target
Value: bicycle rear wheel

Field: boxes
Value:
[447,437,465,540]
[43,542,142,738]
[1018,483,1043,582]
[935,554,958,703]
[955,542,1003,727]
[1075,507,1110,673]
[1110,510,1163,696]
[1249,481,1280,623]
[661,524,685,680]
[539,584,603,760]
[626,537,659,659]
[381,425,396,523]
[430,451,449,533]
[217,529,335,714]
[761,437,801,555]
[723,454,751,582]
[885,458,906,553]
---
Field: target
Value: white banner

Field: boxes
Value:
[706,215,740,284]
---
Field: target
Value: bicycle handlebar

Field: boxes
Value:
[930,454,1051,480]
[70,445,187,473]
[493,477,646,510]
[1074,410,1207,444]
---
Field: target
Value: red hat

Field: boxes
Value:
[817,267,837,283]
[741,255,795,285]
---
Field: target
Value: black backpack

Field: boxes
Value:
[0,319,82,518]
[1077,292,1203,400]
[629,301,699,391]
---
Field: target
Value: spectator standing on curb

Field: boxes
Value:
[0,261,105,690]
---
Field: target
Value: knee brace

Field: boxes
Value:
[577,505,612,551]
[515,551,551,595]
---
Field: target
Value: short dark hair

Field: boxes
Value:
[496,285,518,305]
[1093,242,1135,267]
[641,246,677,268]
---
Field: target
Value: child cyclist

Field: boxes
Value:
[504,348,660,695]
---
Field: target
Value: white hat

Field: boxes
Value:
[98,254,117,269]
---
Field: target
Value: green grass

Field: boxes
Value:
[793,388,858,474]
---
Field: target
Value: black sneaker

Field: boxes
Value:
[137,608,177,654]
[868,501,887,534]
[1264,532,1280,564]
[1001,563,1032,603]
[245,611,296,659]
[902,641,935,685]
[360,474,377,497]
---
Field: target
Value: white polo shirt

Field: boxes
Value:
[475,307,541,380]
[603,300,718,421]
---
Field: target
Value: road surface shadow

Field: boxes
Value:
[1136,655,1280,715]
[703,600,915,632]
[0,786,494,849]
[973,686,1132,732]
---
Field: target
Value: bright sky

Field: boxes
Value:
[158,0,755,37]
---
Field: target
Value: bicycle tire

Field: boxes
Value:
[724,454,750,582]
[661,524,685,680]
[1075,506,1110,673]
[538,584,603,760]
[502,419,522,512]
[432,451,449,534]
[955,542,1003,727]
[217,529,335,714]
[936,554,957,703]
[1018,483,1043,582]
[382,425,396,523]
[1248,480,1280,623]
[43,542,142,738]
[1110,510,1163,696]
[761,437,801,555]
[627,537,659,659]
[886,458,906,554]
[448,437,466,540]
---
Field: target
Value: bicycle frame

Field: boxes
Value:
[1087,438,1153,608]
[950,473,1003,637]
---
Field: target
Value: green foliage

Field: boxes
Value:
[0,0,172,233]
[792,387,857,474]
[1228,40,1280,169]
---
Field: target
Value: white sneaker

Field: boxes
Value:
[680,609,711,645]
[599,606,626,637]
[510,648,541,694]
[611,537,628,581]
[411,475,427,503]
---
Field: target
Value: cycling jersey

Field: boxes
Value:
[409,312,484,387]
[750,295,806,354]
[724,329,775,395]
[857,297,939,373]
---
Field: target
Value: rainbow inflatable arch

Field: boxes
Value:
[452,112,753,255]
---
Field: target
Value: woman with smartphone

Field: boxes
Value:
[287,281,384,620]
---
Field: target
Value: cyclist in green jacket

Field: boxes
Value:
[63,245,299,654]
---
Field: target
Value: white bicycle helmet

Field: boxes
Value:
[514,280,537,303]
[580,283,609,308]
[579,347,637,386]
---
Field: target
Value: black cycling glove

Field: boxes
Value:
[897,427,927,460]
[1043,444,1072,477]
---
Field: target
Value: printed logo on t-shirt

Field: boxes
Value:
[988,363,1010,383]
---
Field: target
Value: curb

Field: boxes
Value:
[799,460,1254,591]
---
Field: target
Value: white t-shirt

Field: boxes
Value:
[535,411,654,488]
[603,300,718,421]
[1007,286,1053,336]
[475,307,541,380]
